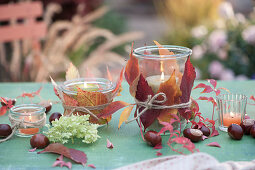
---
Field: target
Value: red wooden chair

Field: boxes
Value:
[0,1,46,81]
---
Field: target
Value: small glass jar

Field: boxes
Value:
[10,104,46,137]
[133,45,192,132]
[59,78,115,125]
[217,93,247,132]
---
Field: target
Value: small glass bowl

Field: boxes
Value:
[59,78,115,125]
[9,104,46,137]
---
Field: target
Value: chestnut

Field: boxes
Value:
[183,128,203,142]
[193,125,210,136]
[0,124,12,137]
[228,124,243,140]
[250,124,255,138]
[240,119,255,135]
[38,101,52,113]
[144,130,162,147]
[30,134,50,149]
[49,112,62,125]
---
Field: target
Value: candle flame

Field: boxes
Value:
[160,72,165,81]
[84,82,88,89]
[230,112,234,117]
[29,115,32,122]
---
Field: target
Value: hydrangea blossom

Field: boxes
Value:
[242,26,255,45]
[208,29,227,53]
[45,114,100,144]
[208,60,224,78]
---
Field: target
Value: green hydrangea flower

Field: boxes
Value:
[44,114,100,144]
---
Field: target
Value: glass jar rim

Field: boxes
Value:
[10,104,46,116]
[133,45,192,60]
[216,93,247,102]
[59,77,116,95]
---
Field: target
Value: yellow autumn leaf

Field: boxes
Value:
[118,105,134,129]
[66,63,80,80]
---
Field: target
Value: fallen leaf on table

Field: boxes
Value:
[87,164,96,169]
[66,63,80,81]
[207,142,221,148]
[118,105,134,129]
[202,135,208,141]
[154,143,162,150]
[38,143,87,166]
[179,57,196,120]
[107,139,114,149]
[210,127,219,137]
[135,74,159,131]
[156,150,162,156]
[29,148,37,152]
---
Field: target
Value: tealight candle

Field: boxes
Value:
[217,94,247,132]
[146,72,170,94]
[9,104,46,137]
[223,112,242,127]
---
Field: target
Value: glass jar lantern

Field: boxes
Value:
[59,78,115,125]
[133,45,192,132]
[9,104,46,137]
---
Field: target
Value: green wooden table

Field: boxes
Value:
[0,81,255,169]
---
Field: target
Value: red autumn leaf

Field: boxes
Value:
[201,86,214,94]
[179,57,196,120]
[63,93,78,107]
[87,164,96,169]
[197,97,217,107]
[0,106,7,116]
[193,83,209,90]
[207,142,221,148]
[156,150,162,156]
[157,71,182,123]
[154,143,163,149]
[113,67,124,94]
[207,79,217,89]
[250,95,255,102]
[38,143,87,166]
[124,42,140,85]
[135,74,159,130]
[99,101,130,118]
[169,137,197,153]
[106,139,114,149]
[215,89,221,96]
[53,155,72,169]
[29,148,37,152]
[211,127,219,137]
[202,135,208,141]
[198,96,209,101]
[17,87,42,98]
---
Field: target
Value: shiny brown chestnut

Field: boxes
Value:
[0,124,12,137]
[38,101,52,113]
[30,134,50,149]
[144,130,162,147]
[250,124,255,138]
[49,112,62,125]
[228,124,243,140]
[193,125,211,136]
[183,128,203,142]
[240,119,255,135]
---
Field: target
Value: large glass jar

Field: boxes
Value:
[133,45,192,132]
[10,104,46,137]
[59,78,115,125]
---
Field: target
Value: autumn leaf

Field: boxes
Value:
[0,106,7,116]
[113,67,124,94]
[124,42,140,85]
[207,142,221,148]
[179,56,196,120]
[153,40,174,55]
[118,105,134,129]
[106,139,114,149]
[98,101,130,119]
[76,88,109,124]
[66,63,80,81]
[135,74,159,130]
[63,93,78,107]
[38,143,87,166]
[157,71,182,123]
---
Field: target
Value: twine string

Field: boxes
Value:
[0,113,46,143]
[62,102,111,120]
[125,92,191,124]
